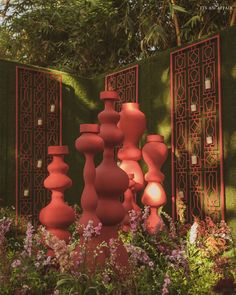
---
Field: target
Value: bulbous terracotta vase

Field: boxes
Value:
[122,173,136,232]
[75,124,104,231]
[142,135,168,234]
[74,124,104,272]
[39,146,75,255]
[118,102,146,215]
[95,90,129,268]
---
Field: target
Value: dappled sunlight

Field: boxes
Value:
[63,73,98,110]
[156,117,171,144]
[231,64,236,78]
[161,67,170,83]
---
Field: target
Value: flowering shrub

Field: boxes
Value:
[0,206,235,295]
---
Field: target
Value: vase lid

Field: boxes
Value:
[100,90,119,101]
[147,135,164,143]
[80,124,100,133]
[48,145,69,155]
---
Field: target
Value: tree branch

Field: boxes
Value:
[1,0,11,17]
[171,0,182,46]
[230,2,236,26]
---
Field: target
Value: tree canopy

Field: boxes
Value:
[0,0,235,77]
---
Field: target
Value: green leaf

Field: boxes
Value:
[56,277,73,287]
[172,4,188,14]
[184,15,201,28]
[169,3,174,17]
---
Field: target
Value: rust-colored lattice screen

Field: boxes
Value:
[105,65,138,111]
[170,35,225,223]
[16,67,62,225]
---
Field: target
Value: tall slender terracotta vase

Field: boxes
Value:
[95,90,129,267]
[39,146,75,255]
[141,135,168,234]
[118,102,146,222]
[75,124,104,231]
[74,124,104,271]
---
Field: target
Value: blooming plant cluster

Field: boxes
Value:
[0,206,235,295]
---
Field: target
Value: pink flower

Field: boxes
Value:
[23,222,34,257]
[129,210,140,233]
[162,274,171,295]
[83,221,102,240]
[0,217,11,247]
[11,259,21,268]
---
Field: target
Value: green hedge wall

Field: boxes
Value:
[0,60,101,207]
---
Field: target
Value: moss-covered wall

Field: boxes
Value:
[0,60,16,207]
[220,26,236,236]
[0,60,101,207]
[0,25,236,236]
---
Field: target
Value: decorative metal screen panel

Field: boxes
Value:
[16,67,62,225]
[105,65,138,111]
[170,35,225,223]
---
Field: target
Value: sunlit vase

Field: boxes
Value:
[142,135,168,234]
[39,146,75,255]
[118,102,146,215]
[95,90,129,268]
[75,124,104,232]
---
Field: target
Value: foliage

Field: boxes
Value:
[0,206,235,294]
[0,0,234,77]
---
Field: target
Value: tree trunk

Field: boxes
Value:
[171,0,182,46]
[230,2,236,26]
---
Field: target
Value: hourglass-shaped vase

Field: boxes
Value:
[142,135,168,234]
[95,90,129,268]
[74,124,104,271]
[39,146,75,255]
[75,124,104,232]
[118,102,146,215]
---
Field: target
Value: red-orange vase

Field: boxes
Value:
[122,173,136,232]
[118,102,146,225]
[39,146,75,254]
[74,124,104,272]
[118,103,146,164]
[142,135,168,234]
[95,91,129,267]
[75,124,104,231]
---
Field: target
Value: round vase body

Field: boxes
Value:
[119,160,144,192]
[141,135,168,235]
[39,146,75,249]
[142,182,167,207]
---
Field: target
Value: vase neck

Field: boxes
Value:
[147,134,164,143]
[104,100,115,111]
[121,102,139,110]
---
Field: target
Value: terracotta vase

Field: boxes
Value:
[74,124,104,272]
[75,124,104,232]
[141,135,168,234]
[122,173,136,232]
[95,90,129,268]
[118,103,146,216]
[39,146,75,255]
